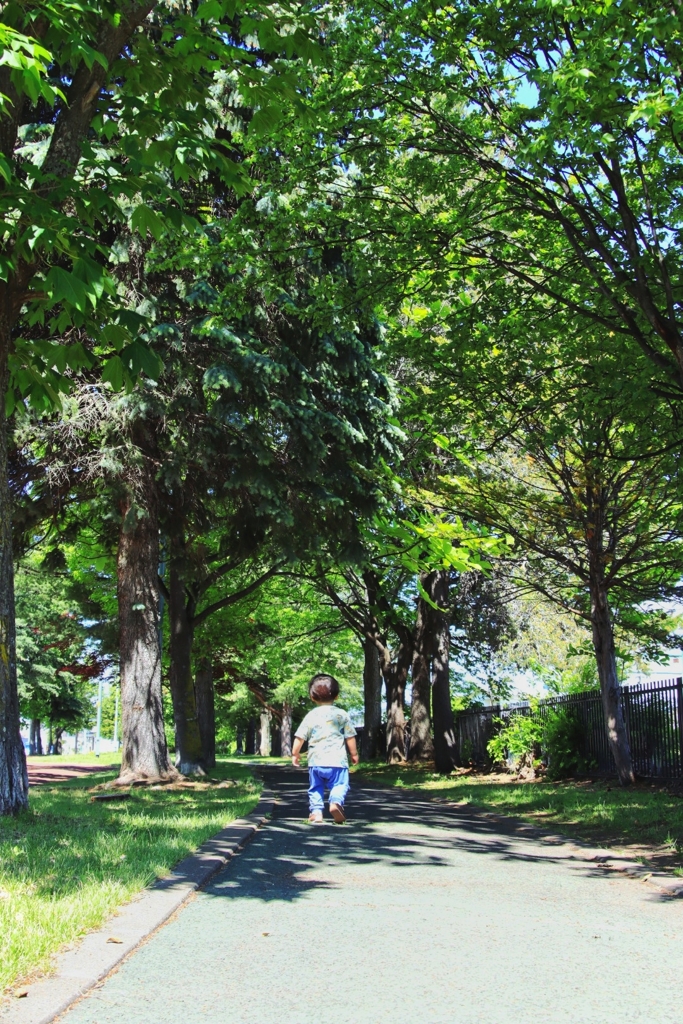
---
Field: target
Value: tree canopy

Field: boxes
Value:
[3,0,683,809]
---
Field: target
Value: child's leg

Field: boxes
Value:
[307,767,325,815]
[328,767,350,808]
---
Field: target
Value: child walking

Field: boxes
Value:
[292,673,359,823]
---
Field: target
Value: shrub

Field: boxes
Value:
[487,702,597,778]
[544,706,594,780]
[487,709,543,771]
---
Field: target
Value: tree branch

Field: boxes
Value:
[192,563,284,626]
[41,4,156,183]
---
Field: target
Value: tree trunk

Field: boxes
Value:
[409,580,434,762]
[246,718,256,754]
[0,330,28,814]
[54,727,64,755]
[195,658,215,770]
[281,702,293,757]
[271,719,282,756]
[430,570,458,775]
[31,719,43,756]
[259,711,272,757]
[168,558,204,775]
[590,569,634,785]
[383,642,411,763]
[235,727,245,755]
[116,475,176,786]
[362,638,383,760]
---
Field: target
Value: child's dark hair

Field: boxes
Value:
[309,673,340,702]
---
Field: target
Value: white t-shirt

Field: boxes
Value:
[294,704,357,767]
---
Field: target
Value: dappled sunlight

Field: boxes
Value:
[196,767,654,921]
[356,764,683,869]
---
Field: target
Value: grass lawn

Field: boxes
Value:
[356,763,683,869]
[1,758,260,995]
[26,752,122,767]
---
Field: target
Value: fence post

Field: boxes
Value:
[677,678,683,777]
[622,684,631,749]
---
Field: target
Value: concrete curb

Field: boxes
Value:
[1,788,275,1024]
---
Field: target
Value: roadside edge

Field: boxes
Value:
[0,787,275,1024]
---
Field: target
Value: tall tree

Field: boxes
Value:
[318,0,683,398]
[0,0,320,811]
[422,331,683,785]
[315,514,499,762]
[409,574,434,762]
[429,569,457,774]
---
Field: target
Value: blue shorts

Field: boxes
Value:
[308,766,350,811]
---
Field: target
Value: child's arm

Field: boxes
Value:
[292,736,304,767]
[346,736,360,765]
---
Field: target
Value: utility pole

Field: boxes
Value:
[95,677,103,757]
[114,687,119,750]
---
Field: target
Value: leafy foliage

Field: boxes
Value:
[487,709,543,771]
[15,555,105,737]
[544,707,596,782]
[0,0,323,406]
[487,704,597,779]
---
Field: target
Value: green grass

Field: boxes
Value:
[228,755,291,765]
[26,752,122,767]
[1,759,260,994]
[356,763,683,860]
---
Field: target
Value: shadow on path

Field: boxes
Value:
[58,764,683,1024]
[203,765,653,906]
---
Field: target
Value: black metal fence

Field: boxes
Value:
[454,678,683,779]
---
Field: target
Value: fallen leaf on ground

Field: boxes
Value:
[15,989,29,999]
[106,937,124,944]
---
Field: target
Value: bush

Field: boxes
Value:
[487,710,543,771]
[544,706,594,780]
[461,737,474,765]
[487,702,596,778]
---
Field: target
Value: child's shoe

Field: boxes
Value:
[329,802,346,823]
[308,811,324,824]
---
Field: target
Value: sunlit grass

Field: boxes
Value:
[1,759,260,994]
[356,762,683,852]
[26,752,122,767]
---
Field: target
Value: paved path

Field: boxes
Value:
[27,761,117,786]
[60,768,682,1024]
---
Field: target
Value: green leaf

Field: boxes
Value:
[250,106,282,135]
[198,0,225,20]
[121,341,163,380]
[99,324,130,351]
[131,205,165,241]
[45,267,89,312]
[101,355,124,392]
